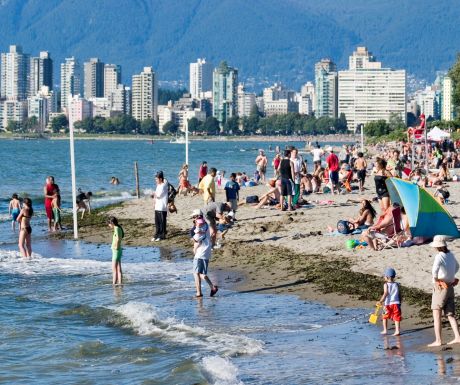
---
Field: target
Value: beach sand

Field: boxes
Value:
[57,175,460,345]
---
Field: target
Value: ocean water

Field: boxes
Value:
[1,138,459,384]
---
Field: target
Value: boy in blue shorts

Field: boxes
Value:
[224,173,240,219]
[9,193,21,231]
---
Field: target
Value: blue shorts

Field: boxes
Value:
[217,223,230,233]
[329,171,339,185]
[11,208,20,222]
[193,258,209,275]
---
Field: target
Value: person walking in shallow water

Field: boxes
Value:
[108,216,124,285]
[428,236,460,347]
[17,198,33,257]
[8,193,21,231]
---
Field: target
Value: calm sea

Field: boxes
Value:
[0,139,457,384]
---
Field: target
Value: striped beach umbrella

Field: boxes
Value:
[385,178,460,238]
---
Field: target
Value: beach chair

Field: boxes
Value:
[375,207,405,250]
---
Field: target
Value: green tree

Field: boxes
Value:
[187,117,202,133]
[158,88,188,105]
[448,53,460,115]
[50,114,68,133]
[334,113,348,132]
[201,117,220,135]
[388,113,406,131]
[163,120,179,135]
[140,118,159,135]
[23,116,39,132]
[364,120,391,136]
[223,116,239,134]
[6,120,22,132]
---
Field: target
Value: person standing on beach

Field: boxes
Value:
[8,193,21,231]
[290,148,302,207]
[277,149,295,211]
[326,149,340,194]
[202,202,232,247]
[44,176,58,231]
[311,144,324,171]
[199,168,217,204]
[108,216,124,285]
[191,211,218,298]
[354,152,367,193]
[377,267,401,336]
[225,173,240,219]
[17,198,33,257]
[198,161,208,184]
[152,171,169,242]
[428,236,460,347]
[255,150,268,184]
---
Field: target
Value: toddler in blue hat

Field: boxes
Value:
[377,267,401,336]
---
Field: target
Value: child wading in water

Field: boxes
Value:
[192,216,218,298]
[51,188,62,231]
[9,193,21,231]
[377,267,401,336]
[108,216,124,285]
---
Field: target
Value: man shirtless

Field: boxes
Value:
[354,152,367,193]
[255,150,268,183]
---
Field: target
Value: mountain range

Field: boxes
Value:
[0,0,459,89]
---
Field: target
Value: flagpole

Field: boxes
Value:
[68,99,79,239]
[185,122,189,165]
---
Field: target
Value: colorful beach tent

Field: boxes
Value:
[386,178,460,238]
[427,126,450,141]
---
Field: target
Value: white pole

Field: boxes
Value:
[185,123,189,165]
[69,106,78,239]
[360,124,364,152]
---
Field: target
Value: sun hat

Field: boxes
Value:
[384,267,396,278]
[430,235,448,248]
[190,209,202,218]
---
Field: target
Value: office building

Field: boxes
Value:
[30,51,53,96]
[212,61,238,125]
[131,66,158,122]
[1,45,30,100]
[338,47,406,130]
[190,58,213,99]
[314,59,338,118]
[104,64,122,98]
[60,57,82,112]
[84,58,104,99]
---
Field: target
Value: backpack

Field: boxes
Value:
[168,183,177,203]
[246,195,259,204]
[337,220,353,234]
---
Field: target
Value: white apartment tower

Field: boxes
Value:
[190,58,213,99]
[131,67,158,122]
[441,76,454,121]
[104,64,122,98]
[60,57,82,112]
[1,45,30,100]
[111,84,131,116]
[299,81,315,115]
[84,58,104,99]
[314,59,338,118]
[30,51,53,96]
[338,47,406,130]
[237,83,256,117]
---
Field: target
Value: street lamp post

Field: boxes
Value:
[68,102,78,239]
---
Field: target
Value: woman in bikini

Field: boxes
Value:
[374,158,392,213]
[348,199,377,230]
[17,198,33,257]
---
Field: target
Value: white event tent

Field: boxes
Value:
[427,126,450,141]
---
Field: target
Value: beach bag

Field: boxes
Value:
[246,195,259,204]
[440,189,450,200]
[337,220,353,234]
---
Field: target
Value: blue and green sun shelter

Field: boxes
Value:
[385,178,460,238]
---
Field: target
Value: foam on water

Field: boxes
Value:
[201,356,243,385]
[115,302,264,356]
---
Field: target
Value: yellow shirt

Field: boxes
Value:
[199,174,215,202]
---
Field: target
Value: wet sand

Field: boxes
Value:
[55,175,460,347]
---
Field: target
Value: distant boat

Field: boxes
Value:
[169,136,190,144]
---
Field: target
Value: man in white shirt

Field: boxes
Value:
[428,235,460,347]
[152,171,169,242]
[311,144,324,171]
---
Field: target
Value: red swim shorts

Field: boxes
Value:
[382,304,402,322]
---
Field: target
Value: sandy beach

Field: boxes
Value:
[55,172,460,342]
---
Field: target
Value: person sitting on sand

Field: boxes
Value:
[255,179,281,209]
[428,161,451,186]
[362,204,398,250]
[409,168,427,188]
[427,236,460,347]
[377,267,401,336]
[348,199,376,230]
[312,166,324,193]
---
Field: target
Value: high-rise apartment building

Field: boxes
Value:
[212,61,238,125]
[441,76,454,121]
[348,46,380,70]
[84,58,104,99]
[30,51,53,96]
[414,87,439,120]
[28,86,57,131]
[60,57,82,112]
[338,47,406,130]
[104,64,122,98]
[0,45,30,100]
[299,81,315,115]
[68,95,93,131]
[237,83,256,117]
[190,58,213,99]
[111,84,131,115]
[131,67,158,122]
[314,59,338,118]
[263,83,298,117]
